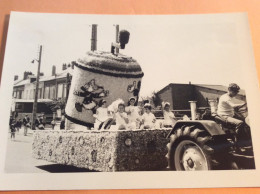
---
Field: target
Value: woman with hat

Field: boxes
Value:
[162,102,176,128]
[125,97,141,129]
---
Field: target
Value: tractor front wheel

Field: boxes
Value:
[166,126,230,171]
[173,139,211,170]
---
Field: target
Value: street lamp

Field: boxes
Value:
[31,45,43,130]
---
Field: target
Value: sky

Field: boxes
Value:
[3,12,254,97]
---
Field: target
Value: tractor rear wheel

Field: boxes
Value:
[166,126,230,171]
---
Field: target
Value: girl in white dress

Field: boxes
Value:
[141,103,156,129]
[125,97,141,129]
[93,100,109,130]
[162,102,176,127]
[113,103,129,130]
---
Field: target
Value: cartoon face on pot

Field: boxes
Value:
[73,79,109,114]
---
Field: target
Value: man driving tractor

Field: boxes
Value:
[217,83,247,138]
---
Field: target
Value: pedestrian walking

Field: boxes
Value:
[60,118,65,130]
[10,121,16,140]
[51,119,56,130]
[15,119,22,133]
[23,115,30,136]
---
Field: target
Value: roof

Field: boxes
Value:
[38,68,73,82]
[157,83,246,96]
[194,84,246,96]
[14,79,31,87]
[13,68,73,86]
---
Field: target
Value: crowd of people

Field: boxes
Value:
[9,114,66,140]
[92,97,177,130]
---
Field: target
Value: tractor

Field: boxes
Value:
[166,103,255,170]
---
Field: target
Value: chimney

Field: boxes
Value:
[91,24,97,51]
[62,64,67,71]
[52,65,56,76]
[14,75,18,81]
[23,71,33,80]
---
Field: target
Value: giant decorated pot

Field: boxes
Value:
[65,51,144,127]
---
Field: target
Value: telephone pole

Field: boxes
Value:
[32,45,42,130]
[115,25,119,53]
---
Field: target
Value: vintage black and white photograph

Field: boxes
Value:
[0,12,260,190]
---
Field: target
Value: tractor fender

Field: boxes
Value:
[167,120,225,138]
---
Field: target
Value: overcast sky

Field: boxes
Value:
[3,12,254,97]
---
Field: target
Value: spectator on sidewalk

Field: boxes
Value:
[15,119,22,133]
[51,119,56,130]
[10,121,16,140]
[23,115,30,136]
[60,118,65,130]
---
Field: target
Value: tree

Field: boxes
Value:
[151,91,162,108]
[45,98,66,114]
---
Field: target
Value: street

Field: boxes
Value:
[4,127,95,173]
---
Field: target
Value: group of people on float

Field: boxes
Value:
[93,97,177,130]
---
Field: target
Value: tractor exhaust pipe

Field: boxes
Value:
[189,101,197,120]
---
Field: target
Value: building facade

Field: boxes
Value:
[156,83,246,110]
[12,66,73,122]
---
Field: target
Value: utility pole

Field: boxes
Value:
[115,25,119,54]
[32,45,42,130]
[91,24,97,51]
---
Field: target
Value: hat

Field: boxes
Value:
[144,103,152,108]
[228,83,240,92]
[162,101,170,109]
[129,97,136,102]
[99,99,107,107]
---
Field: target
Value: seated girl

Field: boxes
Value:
[113,103,129,130]
[162,102,176,128]
[93,100,111,130]
[125,97,141,129]
[140,103,156,129]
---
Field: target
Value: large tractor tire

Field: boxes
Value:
[166,126,231,171]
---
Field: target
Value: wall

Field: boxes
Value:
[157,84,173,109]
[194,86,247,107]
[32,129,170,172]
[171,84,195,110]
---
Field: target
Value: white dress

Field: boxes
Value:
[114,112,129,130]
[142,112,156,129]
[94,107,109,129]
[125,105,140,128]
[163,111,176,126]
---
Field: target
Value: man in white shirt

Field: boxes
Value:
[217,83,246,135]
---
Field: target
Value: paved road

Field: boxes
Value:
[5,127,95,173]
[5,128,55,173]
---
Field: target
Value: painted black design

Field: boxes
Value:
[127,80,141,106]
[73,79,109,114]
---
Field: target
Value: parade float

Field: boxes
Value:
[32,26,171,171]
[32,25,255,171]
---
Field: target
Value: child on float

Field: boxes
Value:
[162,102,176,128]
[93,99,110,130]
[140,103,156,129]
[113,103,129,130]
[125,97,141,129]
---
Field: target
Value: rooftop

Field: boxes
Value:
[13,68,73,86]
[157,83,246,96]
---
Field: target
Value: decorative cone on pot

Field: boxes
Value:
[65,25,144,128]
